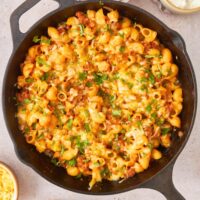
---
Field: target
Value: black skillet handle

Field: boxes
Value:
[141,161,185,200]
[10,0,75,50]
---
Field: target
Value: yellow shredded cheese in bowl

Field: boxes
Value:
[0,162,18,200]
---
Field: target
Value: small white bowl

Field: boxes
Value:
[160,0,200,14]
[0,162,18,200]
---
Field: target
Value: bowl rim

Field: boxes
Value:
[161,0,200,13]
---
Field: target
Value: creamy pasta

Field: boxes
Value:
[16,9,183,189]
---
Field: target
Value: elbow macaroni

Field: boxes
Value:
[16,9,183,189]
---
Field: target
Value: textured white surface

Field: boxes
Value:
[0,0,200,199]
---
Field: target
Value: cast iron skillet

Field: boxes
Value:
[2,0,197,199]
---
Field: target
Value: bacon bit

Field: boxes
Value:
[151,41,159,49]
[57,26,66,34]
[77,156,91,175]
[16,90,29,102]
[76,11,86,24]
[111,22,121,30]
[144,126,153,138]
[126,167,135,178]
[46,134,53,140]
[48,104,54,112]
[88,21,96,28]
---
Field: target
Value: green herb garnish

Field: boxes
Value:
[151,113,157,119]
[41,38,51,45]
[119,46,125,53]
[25,78,34,83]
[149,73,155,84]
[84,123,90,133]
[33,35,51,44]
[112,109,122,117]
[145,55,162,59]
[33,35,40,43]
[51,158,60,166]
[79,71,87,81]
[78,24,85,36]
[75,173,82,179]
[60,144,65,155]
[100,167,110,177]
[93,72,108,85]
[37,133,44,140]
[76,137,90,154]
[68,158,77,166]
[136,120,142,128]
[86,81,93,87]
[23,98,31,104]
[24,127,30,134]
[36,57,49,67]
[113,72,120,80]
[40,72,49,81]
[161,128,170,135]
[119,32,124,38]
[145,104,152,113]
[147,143,153,151]
[66,119,73,130]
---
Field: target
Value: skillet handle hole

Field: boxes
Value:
[19,0,59,33]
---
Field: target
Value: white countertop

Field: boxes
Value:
[0,0,200,199]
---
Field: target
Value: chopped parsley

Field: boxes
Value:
[151,113,157,120]
[84,123,90,133]
[40,72,49,81]
[78,24,85,36]
[33,35,40,43]
[86,81,93,87]
[25,78,34,83]
[113,72,120,80]
[93,72,108,85]
[60,144,65,155]
[100,167,110,177]
[68,158,77,166]
[112,108,122,117]
[24,127,30,134]
[147,143,153,151]
[23,98,31,104]
[37,133,44,140]
[145,55,162,59]
[41,38,51,45]
[76,137,90,154]
[51,158,60,166]
[75,173,82,179]
[106,24,113,33]
[149,73,155,85]
[33,35,51,44]
[66,119,73,130]
[79,71,87,81]
[94,161,101,167]
[136,120,142,128]
[161,128,170,135]
[145,104,152,113]
[36,57,49,67]
[119,32,124,38]
[119,46,125,53]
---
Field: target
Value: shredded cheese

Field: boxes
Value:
[0,165,15,200]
